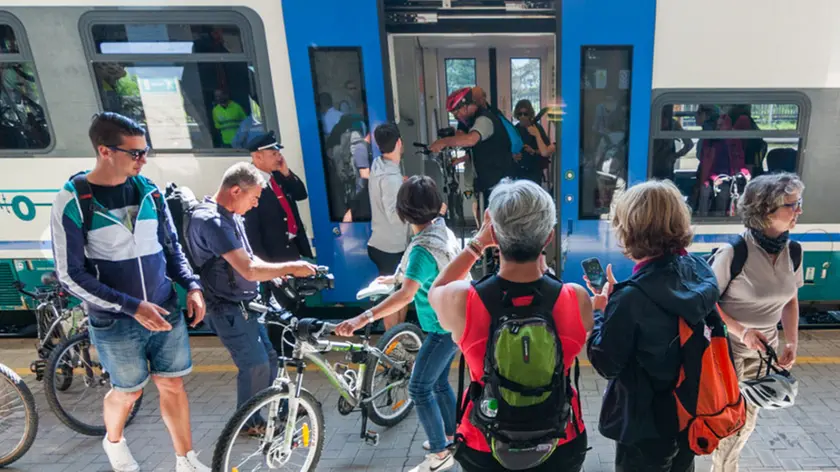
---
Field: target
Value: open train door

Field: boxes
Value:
[282,0,392,303]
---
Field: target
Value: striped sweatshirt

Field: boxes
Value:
[50,172,201,320]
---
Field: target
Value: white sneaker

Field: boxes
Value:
[408,451,456,472]
[175,450,211,472]
[102,437,140,472]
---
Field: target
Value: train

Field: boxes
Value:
[0,0,838,330]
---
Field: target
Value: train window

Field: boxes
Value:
[309,47,372,223]
[84,17,266,151]
[651,100,806,218]
[92,23,244,55]
[444,58,476,127]
[579,46,632,220]
[0,15,52,151]
[511,58,541,115]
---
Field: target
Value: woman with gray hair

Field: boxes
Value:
[429,179,593,471]
[710,172,804,471]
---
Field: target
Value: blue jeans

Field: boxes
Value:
[88,295,191,392]
[409,332,459,453]
[205,301,279,424]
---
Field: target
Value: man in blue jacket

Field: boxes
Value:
[50,112,209,472]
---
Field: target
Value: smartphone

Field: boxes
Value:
[581,257,606,292]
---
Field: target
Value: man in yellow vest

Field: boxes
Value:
[213,89,247,148]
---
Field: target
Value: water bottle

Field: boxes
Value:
[480,397,498,418]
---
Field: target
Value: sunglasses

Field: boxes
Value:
[777,197,803,212]
[108,145,151,161]
[517,111,531,117]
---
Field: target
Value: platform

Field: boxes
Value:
[3,331,840,471]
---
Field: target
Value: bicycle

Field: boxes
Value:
[212,272,424,471]
[44,329,144,436]
[14,271,86,387]
[0,362,38,468]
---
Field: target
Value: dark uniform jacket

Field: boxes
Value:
[244,171,313,263]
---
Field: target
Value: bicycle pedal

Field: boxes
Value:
[364,430,380,446]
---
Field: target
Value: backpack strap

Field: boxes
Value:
[456,353,467,425]
[721,235,748,297]
[790,240,802,272]
[71,174,95,243]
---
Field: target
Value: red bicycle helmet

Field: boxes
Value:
[446,87,473,112]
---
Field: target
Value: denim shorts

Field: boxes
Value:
[88,298,192,393]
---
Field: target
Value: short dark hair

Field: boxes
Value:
[88,112,146,152]
[374,123,401,154]
[318,92,333,109]
[396,175,442,225]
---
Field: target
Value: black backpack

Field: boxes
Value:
[456,274,580,470]
[705,235,802,296]
[164,182,236,289]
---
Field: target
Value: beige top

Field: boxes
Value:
[711,231,803,349]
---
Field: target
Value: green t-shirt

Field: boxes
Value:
[403,245,447,334]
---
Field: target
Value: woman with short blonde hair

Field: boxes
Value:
[587,179,717,472]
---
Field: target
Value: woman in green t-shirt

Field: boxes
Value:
[336,176,463,472]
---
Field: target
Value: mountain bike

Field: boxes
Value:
[212,273,423,472]
[0,363,38,467]
[14,271,86,387]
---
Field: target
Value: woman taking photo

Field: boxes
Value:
[428,179,593,472]
[336,175,463,472]
[710,172,804,471]
[586,180,718,472]
[513,99,554,185]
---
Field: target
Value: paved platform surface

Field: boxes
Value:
[3,330,840,471]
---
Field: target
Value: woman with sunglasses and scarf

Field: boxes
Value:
[710,172,804,472]
[513,99,554,185]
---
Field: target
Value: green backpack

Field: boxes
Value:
[460,274,579,470]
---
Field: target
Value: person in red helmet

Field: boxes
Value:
[430,87,514,205]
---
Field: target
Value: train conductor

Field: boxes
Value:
[244,131,314,263]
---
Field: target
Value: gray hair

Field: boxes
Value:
[488,179,556,262]
[220,162,265,191]
[738,172,804,230]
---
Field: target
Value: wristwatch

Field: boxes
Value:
[362,310,375,324]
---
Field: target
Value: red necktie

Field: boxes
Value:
[269,176,298,236]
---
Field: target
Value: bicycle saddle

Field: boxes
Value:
[356,281,395,300]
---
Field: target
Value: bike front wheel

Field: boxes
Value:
[0,363,38,467]
[363,322,424,427]
[212,385,324,472]
[44,331,143,436]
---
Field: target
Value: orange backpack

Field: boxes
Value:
[671,307,746,454]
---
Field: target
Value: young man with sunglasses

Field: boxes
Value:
[50,112,210,472]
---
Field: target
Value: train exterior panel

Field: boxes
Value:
[0,0,838,322]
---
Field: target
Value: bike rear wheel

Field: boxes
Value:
[44,331,143,436]
[213,386,324,472]
[0,363,38,467]
[363,322,424,427]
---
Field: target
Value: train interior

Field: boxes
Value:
[388,33,556,232]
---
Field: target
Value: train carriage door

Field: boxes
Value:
[282,1,390,302]
[559,0,656,281]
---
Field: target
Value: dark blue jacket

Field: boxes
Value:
[587,253,719,444]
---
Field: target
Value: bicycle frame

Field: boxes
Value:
[264,331,412,462]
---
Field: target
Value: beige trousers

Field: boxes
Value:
[710,339,776,472]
